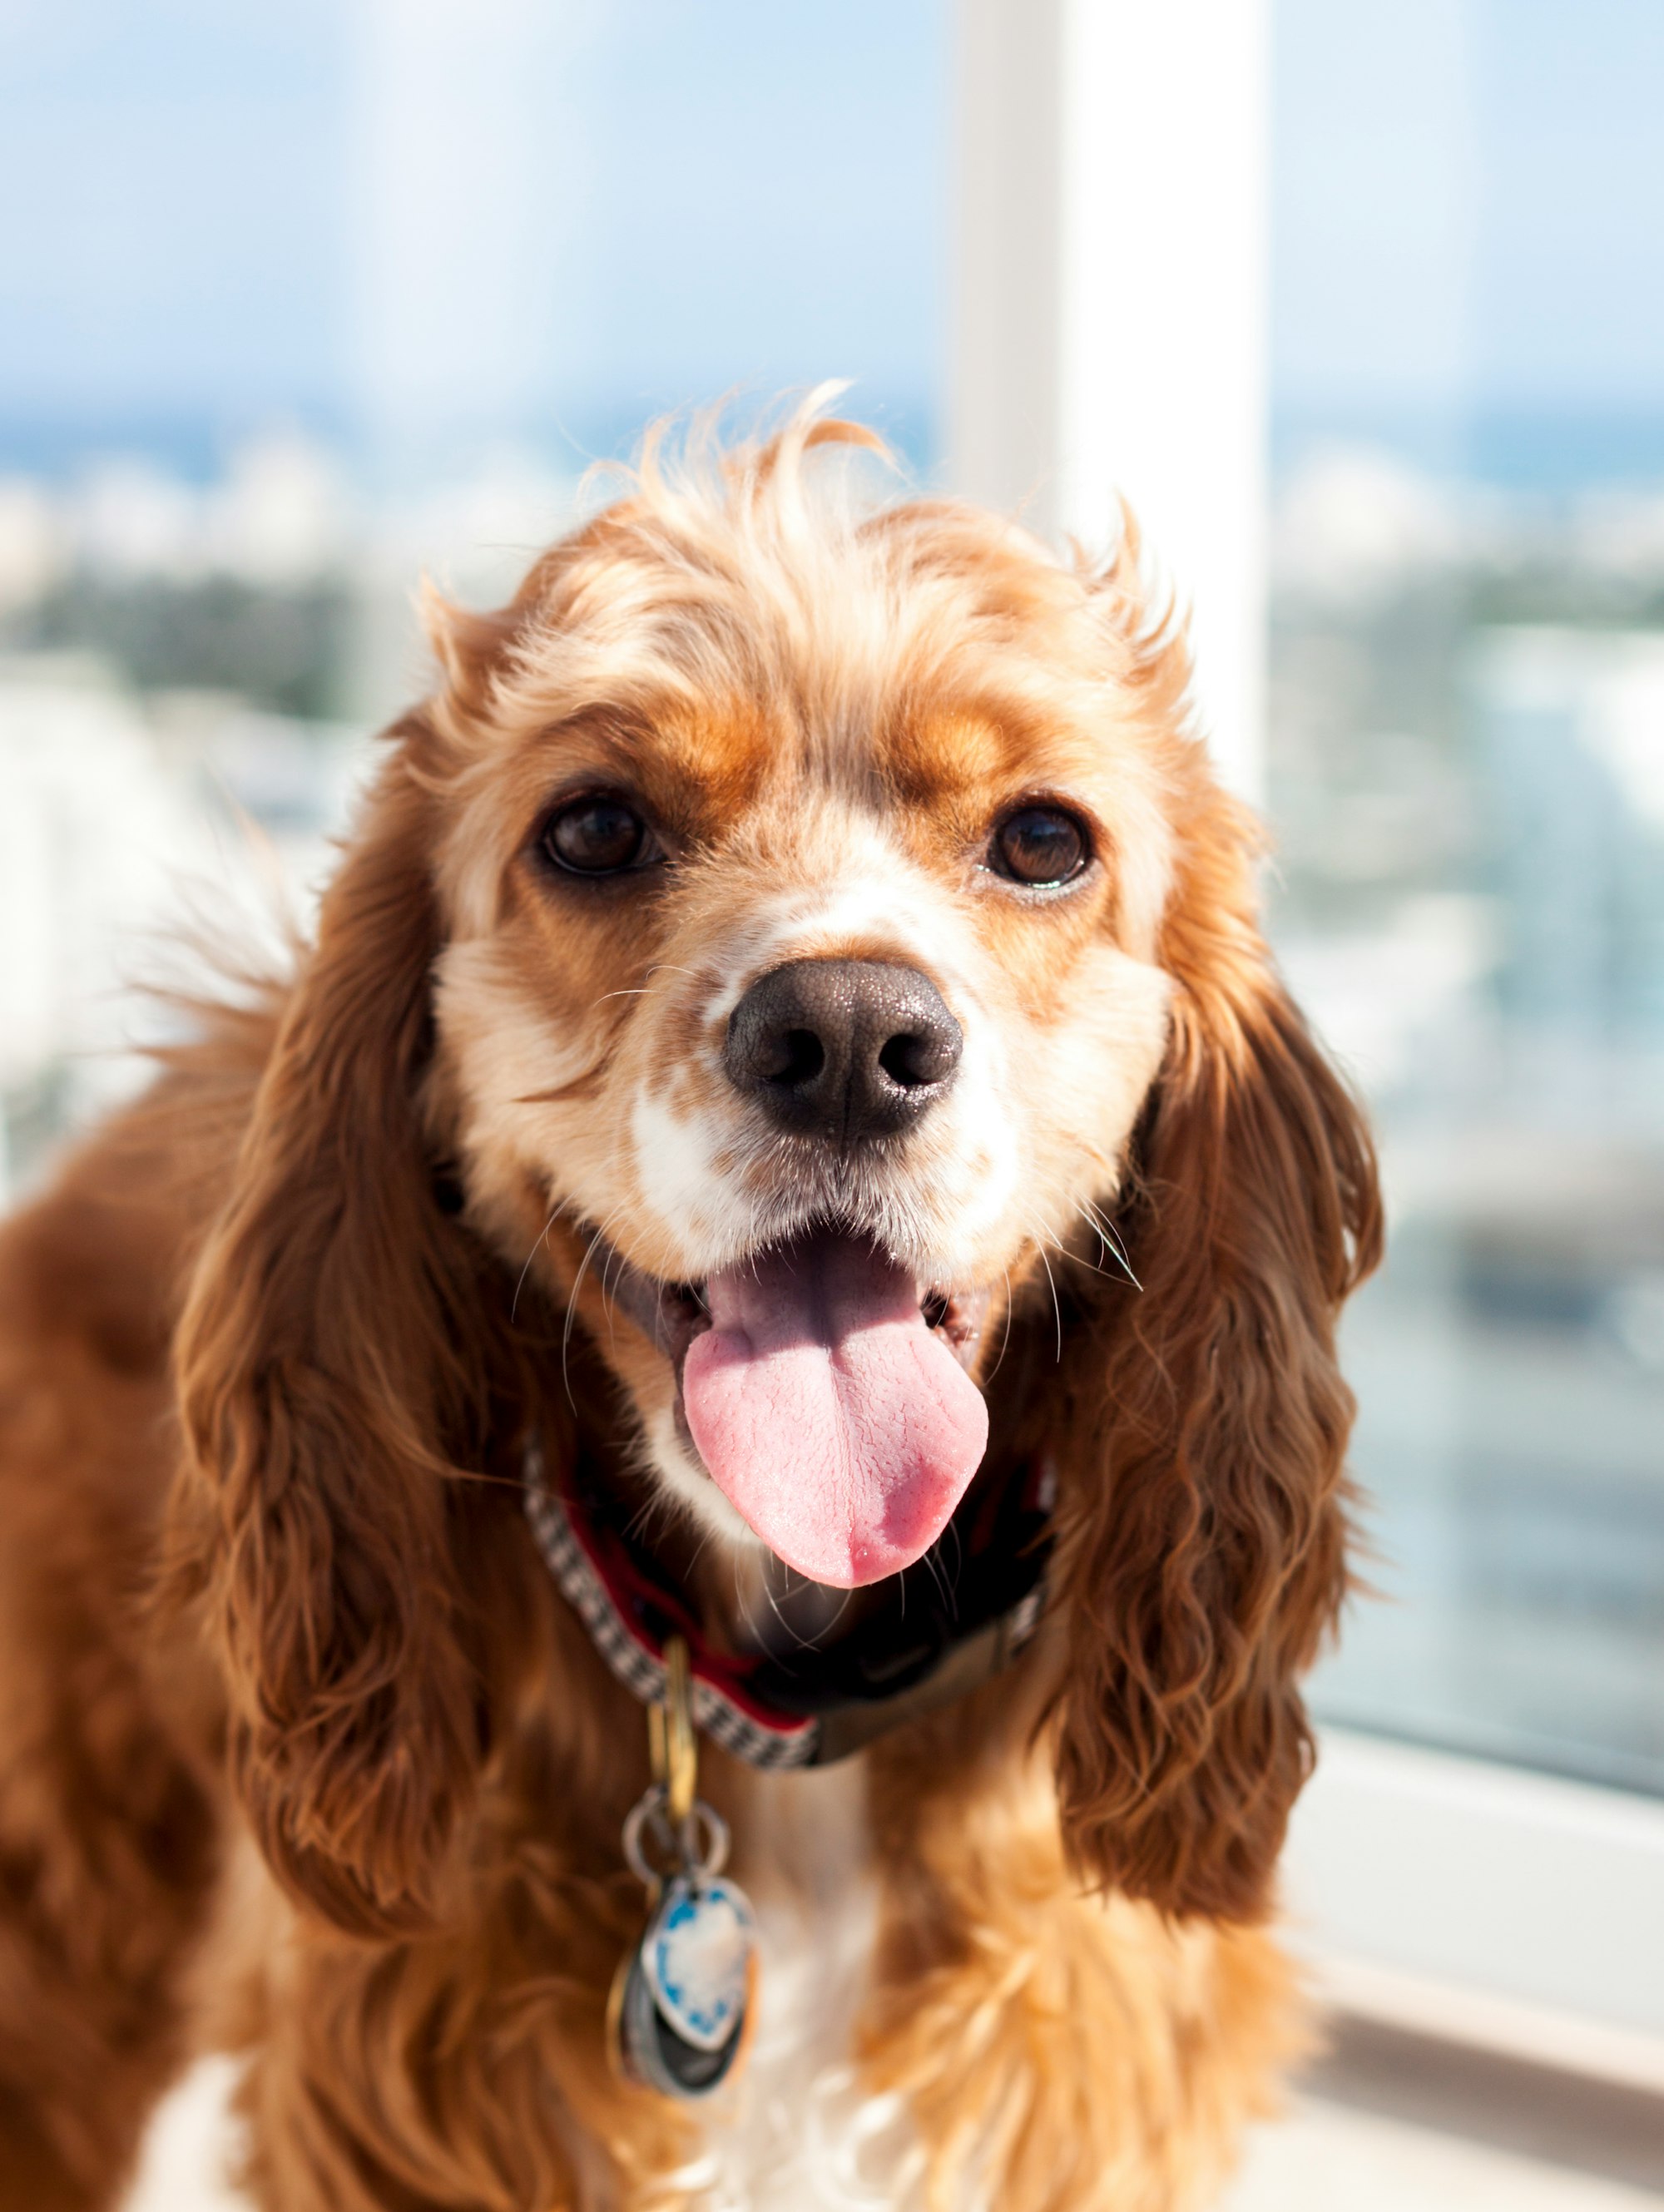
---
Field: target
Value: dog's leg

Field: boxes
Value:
[859,1736,1310,2212]
[0,1591,220,2211]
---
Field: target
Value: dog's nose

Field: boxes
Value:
[723,959,963,1141]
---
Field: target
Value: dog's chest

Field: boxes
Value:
[688,1760,920,2212]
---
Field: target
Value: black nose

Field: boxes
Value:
[724,959,963,1141]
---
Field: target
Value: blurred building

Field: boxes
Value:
[0,643,365,1203]
[1478,628,1664,1071]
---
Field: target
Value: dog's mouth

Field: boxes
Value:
[597,1225,992,1588]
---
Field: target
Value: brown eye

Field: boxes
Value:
[990,805,1089,887]
[542,796,653,876]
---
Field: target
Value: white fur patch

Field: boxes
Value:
[629,1081,740,1259]
[122,2057,250,2211]
[691,1764,923,2212]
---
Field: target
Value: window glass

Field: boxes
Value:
[0,0,944,1195]
[1271,0,1664,1792]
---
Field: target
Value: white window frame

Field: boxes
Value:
[948,0,1664,2069]
[949,0,1268,802]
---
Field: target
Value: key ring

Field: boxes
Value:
[621,1784,730,1890]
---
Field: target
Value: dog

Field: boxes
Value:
[0,398,1380,2211]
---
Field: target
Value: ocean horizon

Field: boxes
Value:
[3,398,1664,505]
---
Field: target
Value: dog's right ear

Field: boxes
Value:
[1039,769,1381,1923]
[170,738,506,1937]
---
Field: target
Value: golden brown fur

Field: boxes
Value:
[0,402,1379,2210]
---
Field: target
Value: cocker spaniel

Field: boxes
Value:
[0,400,1379,2212]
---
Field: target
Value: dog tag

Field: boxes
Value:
[619,1873,756,2098]
[645,1874,754,2049]
[612,1636,760,2100]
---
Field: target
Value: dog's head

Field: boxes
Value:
[426,414,1184,1589]
[174,404,1380,1934]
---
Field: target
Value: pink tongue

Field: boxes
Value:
[681,1232,988,1588]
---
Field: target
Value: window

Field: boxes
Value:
[0,0,945,1195]
[1271,0,1664,1804]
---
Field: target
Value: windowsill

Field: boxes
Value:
[1297,2009,1664,2195]
[1286,1729,1664,2046]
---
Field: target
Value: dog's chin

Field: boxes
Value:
[592,1220,993,1580]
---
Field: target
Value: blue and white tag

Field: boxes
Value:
[644,1876,755,2051]
[619,1873,757,2098]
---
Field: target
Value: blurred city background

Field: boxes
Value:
[2,0,1662,1845]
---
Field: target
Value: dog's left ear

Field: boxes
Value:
[170,740,510,1937]
[1043,784,1383,1923]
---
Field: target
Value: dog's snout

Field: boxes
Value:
[724,958,963,1141]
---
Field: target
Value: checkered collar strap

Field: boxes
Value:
[523,1440,1056,1772]
[522,1444,820,1770]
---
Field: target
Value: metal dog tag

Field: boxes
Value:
[618,1871,757,2098]
[611,1635,760,2101]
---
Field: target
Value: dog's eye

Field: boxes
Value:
[542,796,653,876]
[990,806,1090,887]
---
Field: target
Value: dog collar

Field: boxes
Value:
[523,1442,1054,1769]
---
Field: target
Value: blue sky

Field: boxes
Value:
[1,0,1662,481]
[0,0,946,471]
[0,2,351,423]
[1272,0,1664,438]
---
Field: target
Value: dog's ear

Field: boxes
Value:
[171,739,507,1937]
[1046,785,1382,1923]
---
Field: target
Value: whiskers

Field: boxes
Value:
[1008,1197,1140,1364]
[914,1516,963,1622]
[560,1209,632,1411]
[1018,1207,1067,1364]
[508,1196,635,1409]
[1077,1196,1142,1290]
[591,960,701,1011]
[511,1199,572,1324]
[735,1557,858,1657]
